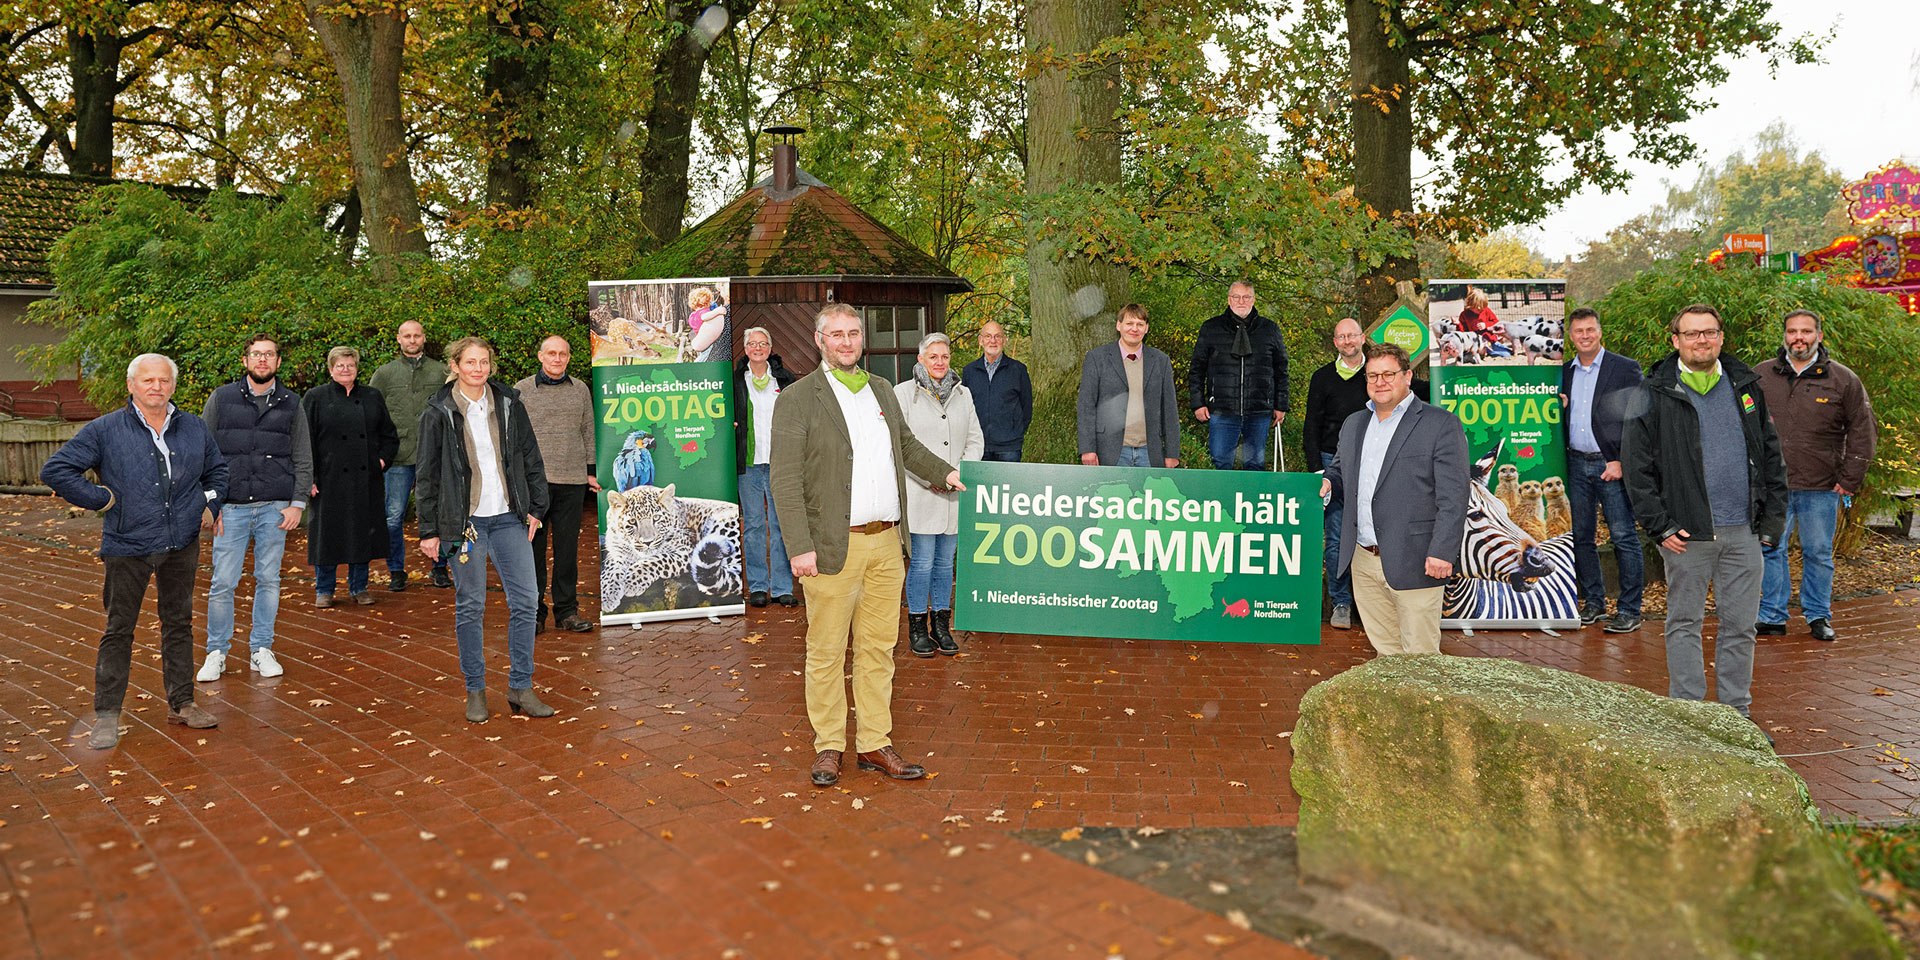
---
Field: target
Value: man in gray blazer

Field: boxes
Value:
[1320,342,1469,654]
[1077,303,1182,468]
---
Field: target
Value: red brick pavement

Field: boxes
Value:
[0,493,1915,958]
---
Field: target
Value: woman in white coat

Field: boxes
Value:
[894,332,984,657]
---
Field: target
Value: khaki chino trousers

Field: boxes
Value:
[1350,547,1444,655]
[803,529,906,753]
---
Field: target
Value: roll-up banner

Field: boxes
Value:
[953,461,1324,644]
[587,278,743,625]
[1425,278,1580,630]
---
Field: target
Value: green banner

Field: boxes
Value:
[1427,278,1579,626]
[591,358,740,624]
[953,462,1324,644]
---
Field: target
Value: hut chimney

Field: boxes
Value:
[768,125,805,193]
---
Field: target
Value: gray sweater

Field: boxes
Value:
[513,374,596,485]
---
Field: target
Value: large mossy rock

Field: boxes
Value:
[1290,654,1897,960]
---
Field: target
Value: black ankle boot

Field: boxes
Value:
[930,609,958,656]
[907,612,935,658]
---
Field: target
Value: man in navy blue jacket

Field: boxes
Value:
[42,354,229,749]
[1558,309,1646,634]
[959,321,1032,461]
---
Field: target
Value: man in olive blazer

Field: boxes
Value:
[771,304,960,790]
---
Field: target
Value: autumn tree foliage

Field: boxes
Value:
[1278,0,1822,323]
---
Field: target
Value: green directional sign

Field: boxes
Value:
[1373,303,1429,357]
[954,462,1324,644]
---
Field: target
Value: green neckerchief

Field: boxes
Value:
[829,367,869,392]
[751,372,771,391]
[1334,355,1362,380]
[1679,367,1721,395]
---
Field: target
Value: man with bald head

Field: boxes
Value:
[370,319,450,590]
[1191,281,1289,470]
[516,335,598,633]
[1302,317,1428,629]
[960,320,1032,462]
[43,354,229,748]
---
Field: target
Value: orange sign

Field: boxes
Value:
[1724,233,1769,254]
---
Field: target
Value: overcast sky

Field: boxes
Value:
[1523,5,1920,261]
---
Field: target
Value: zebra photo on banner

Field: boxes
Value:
[1443,441,1581,628]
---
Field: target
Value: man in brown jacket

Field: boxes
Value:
[771,303,962,788]
[1756,309,1876,642]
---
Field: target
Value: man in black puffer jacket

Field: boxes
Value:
[1189,281,1289,470]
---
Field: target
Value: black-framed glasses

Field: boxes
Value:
[1675,328,1722,342]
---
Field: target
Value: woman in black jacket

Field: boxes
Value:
[304,346,399,607]
[416,337,552,723]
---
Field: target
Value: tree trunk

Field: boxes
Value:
[1346,0,1417,325]
[635,1,750,246]
[67,26,125,176]
[305,1,430,266]
[482,1,551,210]
[1024,0,1129,401]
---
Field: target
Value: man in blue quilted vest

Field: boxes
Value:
[197,334,314,682]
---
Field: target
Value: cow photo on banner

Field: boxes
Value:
[1427,278,1580,629]
[588,278,743,625]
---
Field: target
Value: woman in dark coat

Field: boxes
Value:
[304,346,400,607]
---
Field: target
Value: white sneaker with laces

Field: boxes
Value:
[195,651,226,683]
[251,648,284,678]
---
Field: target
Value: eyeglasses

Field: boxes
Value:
[1364,370,1407,383]
[246,350,279,359]
[1674,329,1722,342]
[821,330,861,344]
[979,333,1006,341]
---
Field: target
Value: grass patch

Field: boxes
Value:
[1829,819,1920,951]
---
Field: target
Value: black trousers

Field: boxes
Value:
[533,482,587,623]
[98,543,198,712]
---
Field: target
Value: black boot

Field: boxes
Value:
[907,612,935,658]
[930,609,958,656]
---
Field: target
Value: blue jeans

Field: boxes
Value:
[206,500,288,654]
[314,562,369,597]
[1568,454,1644,617]
[453,513,539,691]
[906,533,958,613]
[739,465,792,596]
[1320,453,1352,607]
[1760,489,1842,624]
[982,445,1023,462]
[383,464,447,575]
[1207,412,1272,470]
[1117,445,1150,467]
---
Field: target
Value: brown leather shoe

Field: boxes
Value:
[855,746,925,781]
[809,750,843,787]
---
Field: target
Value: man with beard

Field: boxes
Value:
[1622,304,1787,740]
[771,304,962,788]
[370,320,451,590]
[196,334,313,681]
[1755,309,1876,642]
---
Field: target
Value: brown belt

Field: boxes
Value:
[1359,543,1379,555]
[850,520,898,535]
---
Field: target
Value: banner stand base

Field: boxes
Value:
[605,604,745,629]
[1442,619,1581,633]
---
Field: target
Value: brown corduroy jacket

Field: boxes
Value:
[770,367,956,576]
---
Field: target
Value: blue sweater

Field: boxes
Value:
[41,401,228,557]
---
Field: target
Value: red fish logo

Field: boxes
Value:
[1222,598,1250,618]
[1518,445,1536,459]
[681,440,699,453]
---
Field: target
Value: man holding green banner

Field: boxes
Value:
[772,304,962,789]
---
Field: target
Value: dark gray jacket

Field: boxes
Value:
[1077,343,1181,466]
[416,380,550,543]
[1621,353,1787,545]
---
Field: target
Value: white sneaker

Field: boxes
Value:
[195,651,226,683]
[250,648,285,678]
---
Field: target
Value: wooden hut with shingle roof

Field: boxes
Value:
[622,136,972,380]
